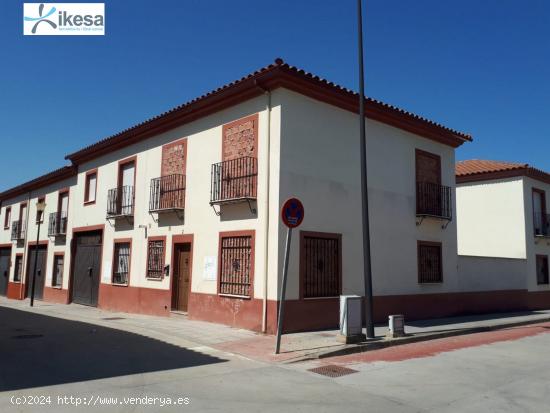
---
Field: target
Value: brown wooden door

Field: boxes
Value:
[171,243,191,312]
[416,150,441,185]
[416,150,442,215]
[25,246,47,300]
[71,231,102,307]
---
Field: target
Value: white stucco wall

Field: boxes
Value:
[522,177,550,292]
[0,176,77,289]
[457,255,527,292]
[70,92,282,300]
[277,89,459,299]
[456,178,527,259]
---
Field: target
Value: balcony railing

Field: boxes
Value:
[11,220,25,241]
[48,211,68,237]
[534,212,550,237]
[107,186,135,217]
[149,174,186,212]
[210,157,257,205]
[416,182,452,220]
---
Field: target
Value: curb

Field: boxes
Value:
[287,316,550,363]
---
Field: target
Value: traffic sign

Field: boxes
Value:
[281,198,304,228]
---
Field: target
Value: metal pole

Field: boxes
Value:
[30,219,41,307]
[357,0,375,339]
[275,227,292,354]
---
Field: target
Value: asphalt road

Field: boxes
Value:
[1,305,550,412]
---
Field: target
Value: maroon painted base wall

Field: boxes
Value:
[97,284,171,317]
[188,292,279,333]
[43,287,70,304]
[6,282,24,300]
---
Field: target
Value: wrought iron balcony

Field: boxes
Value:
[210,157,257,205]
[534,212,550,237]
[149,174,186,212]
[48,211,68,237]
[10,220,25,241]
[107,186,135,218]
[416,182,452,220]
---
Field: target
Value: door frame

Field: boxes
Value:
[0,245,12,296]
[68,225,105,304]
[25,240,48,299]
[171,234,194,312]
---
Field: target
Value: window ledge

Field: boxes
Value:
[51,286,63,290]
[111,282,129,287]
[219,293,251,300]
[83,200,96,206]
[303,296,340,300]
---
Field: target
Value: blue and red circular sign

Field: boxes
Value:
[281,198,304,228]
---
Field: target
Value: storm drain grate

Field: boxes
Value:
[102,317,125,320]
[309,365,358,378]
[11,334,44,340]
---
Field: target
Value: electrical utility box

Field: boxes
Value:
[387,314,406,338]
[339,295,363,337]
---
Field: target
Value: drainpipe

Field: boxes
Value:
[255,81,272,333]
[20,191,32,300]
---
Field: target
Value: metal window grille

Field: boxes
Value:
[107,186,135,217]
[210,157,257,204]
[113,243,130,284]
[536,255,549,285]
[220,236,252,297]
[534,213,550,236]
[418,243,443,283]
[416,182,452,220]
[52,255,64,287]
[48,211,68,237]
[147,240,164,279]
[10,220,26,241]
[14,256,22,282]
[149,174,186,211]
[303,236,340,298]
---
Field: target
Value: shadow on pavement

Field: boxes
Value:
[0,307,226,391]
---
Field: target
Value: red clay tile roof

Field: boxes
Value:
[456,160,550,184]
[0,166,76,202]
[65,58,472,163]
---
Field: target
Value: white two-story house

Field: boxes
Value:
[456,160,550,311]
[0,59,472,333]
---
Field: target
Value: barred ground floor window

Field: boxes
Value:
[52,254,64,287]
[300,232,342,299]
[113,242,131,285]
[536,255,549,285]
[219,232,254,298]
[147,238,165,280]
[418,241,443,283]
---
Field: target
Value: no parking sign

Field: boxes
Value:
[281,198,304,228]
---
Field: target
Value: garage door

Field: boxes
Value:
[71,231,102,307]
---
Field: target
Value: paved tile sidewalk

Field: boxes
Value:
[3,297,550,364]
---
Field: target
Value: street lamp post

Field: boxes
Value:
[357,0,375,339]
[30,200,46,307]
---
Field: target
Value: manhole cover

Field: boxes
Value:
[309,365,358,378]
[102,317,125,320]
[11,334,44,340]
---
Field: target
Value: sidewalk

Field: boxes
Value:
[2,297,550,364]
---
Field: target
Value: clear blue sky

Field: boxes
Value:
[1,0,549,191]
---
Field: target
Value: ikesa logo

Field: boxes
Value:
[23,3,105,35]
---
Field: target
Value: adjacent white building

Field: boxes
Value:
[0,59,477,332]
[456,160,550,311]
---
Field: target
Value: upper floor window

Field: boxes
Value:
[84,171,97,204]
[36,197,45,224]
[3,207,10,229]
[415,149,452,220]
[532,188,548,236]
